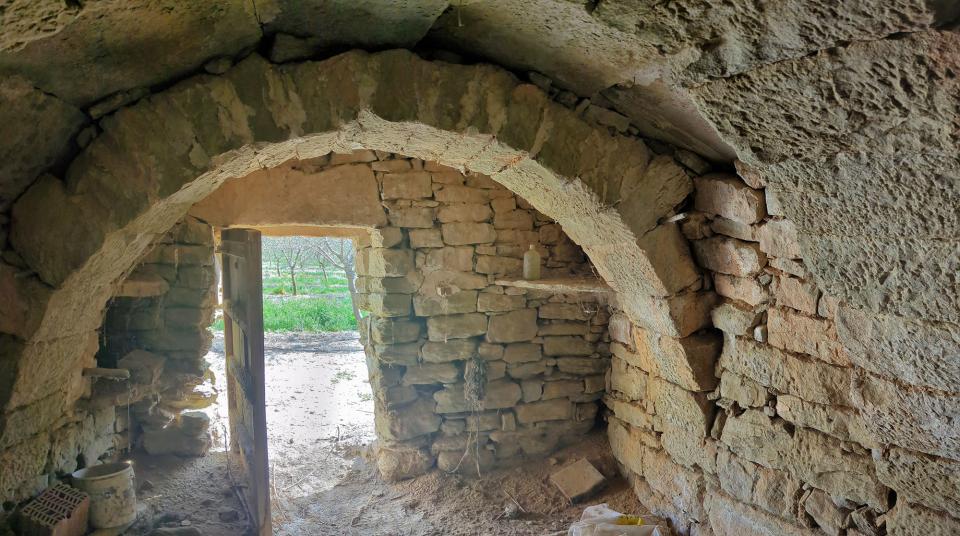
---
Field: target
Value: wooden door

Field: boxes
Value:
[220,228,271,535]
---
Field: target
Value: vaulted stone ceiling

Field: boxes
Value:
[1,0,958,348]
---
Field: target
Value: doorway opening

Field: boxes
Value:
[205,232,375,535]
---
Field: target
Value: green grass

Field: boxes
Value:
[213,296,357,332]
[261,269,350,296]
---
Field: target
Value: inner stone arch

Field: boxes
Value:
[3,49,709,505]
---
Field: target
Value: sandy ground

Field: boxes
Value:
[132,331,646,535]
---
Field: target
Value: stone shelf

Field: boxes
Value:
[495,276,612,294]
[116,273,170,298]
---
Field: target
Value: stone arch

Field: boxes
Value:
[2,49,712,497]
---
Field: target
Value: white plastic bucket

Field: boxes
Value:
[71,461,137,528]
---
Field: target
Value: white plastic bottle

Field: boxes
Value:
[523,244,541,281]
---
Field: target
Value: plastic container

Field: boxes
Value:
[568,504,669,536]
[71,461,137,529]
[523,245,541,281]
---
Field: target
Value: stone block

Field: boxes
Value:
[423,247,474,272]
[710,216,756,242]
[493,210,534,230]
[491,197,517,213]
[374,343,421,366]
[630,329,721,392]
[364,293,412,317]
[482,379,523,409]
[118,349,165,385]
[477,342,504,360]
[693,174,766,224]
[475,255,523,275]
[538,321,589,336]
[711,302,762,336]
[383,385,419,407]
[378,444,435,481]
[388,206,435,228]
[370,317,421,344]
[801,488,849,536]
[427,313,487,341]
[692,237,767,277]
[542,336,594,356]
[437,203,493,223]
[361,248,415,277]
[434,185,489,203]
[719,337,852,406]
[704,488,815,536]
[515,399,572,424]
[768,308,846,365]
[775,395,876,447]
[772,274,819,314]
[718,371,768,408]
[413,290,478,316]
[713,273,767,306]
[117,273,170,298]
[402,363,461,385]
[607,313,632,345]
[611,356,648,400]
[550,459,606,503]
[374,227,404,248]
[720,410,888,509]
[421,339,478,363]
[382,171,433,199]
[520,380,543,402]
[507,360,548,379]
[487,308,539,343]
[758,219,802,259]
[441,222,496,245]
[477,293,525,312]
[542,379,584,400]
[716,448,800,521]
[556,357,609,375]
[408,228,443,248]
[503,343,541,364]
[375,397,441,441]
[620,290,718,338]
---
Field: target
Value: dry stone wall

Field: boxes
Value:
[607,171,960,535]
[0,217,217,502]
[340,152,610,479]
[98,216,217,458]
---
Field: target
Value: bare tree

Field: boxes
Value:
[264,237,307,295]
[311,238,362,326]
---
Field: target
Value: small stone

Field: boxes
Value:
[549,459,606,502]
[218,509,241,522]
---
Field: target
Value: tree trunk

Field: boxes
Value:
[320,263,328,285]
[289,267,298,296]
[345,268,362,327]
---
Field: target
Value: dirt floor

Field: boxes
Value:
[128,331,645,536]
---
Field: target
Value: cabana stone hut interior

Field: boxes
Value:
[0,2,958,535]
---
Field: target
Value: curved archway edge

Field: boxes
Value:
[3,50,712,457]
